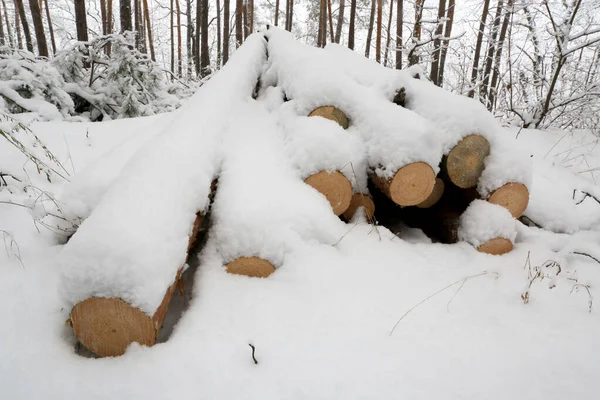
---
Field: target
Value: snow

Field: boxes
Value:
[2,32,600,400]
[264,28,443,179]
[58,34,268,315]
[458,200,517,247]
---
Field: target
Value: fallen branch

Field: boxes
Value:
[248,343,258,365]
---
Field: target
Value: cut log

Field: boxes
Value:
[477,237,513,255]
[308,106,349,129]
[416,178,445,208]
[487,182,529,218]
[71,267,183,357]
[187,212,204,253]
[305,170,353,215]
[342,193,375,221]
[370,161,436,206]
[226,256,276,278]
[444,134,490,189]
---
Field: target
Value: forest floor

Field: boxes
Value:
[1,112,600,399]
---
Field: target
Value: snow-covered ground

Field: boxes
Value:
[2,34,600,399]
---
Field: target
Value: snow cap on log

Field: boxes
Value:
[264,28,443,178]
[59,34,269,317]
[458,200,517,254]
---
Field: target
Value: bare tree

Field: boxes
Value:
[170,0,174,73]
[200,0,209,76]
[488,0,512,110]
[42,0,55,54]
[249,0,254,33]
[327,0,334,42]
[468,0,490,97]
[143,0,155,61]
[100,0,107,35]
[236,0,243,47]
[396,0,402,68]
[223,0,230,63]
[480,0,504,102]
[2,0,14,47]
[365,0,375,57]
[408,0,424,65]
[430,0,446,84]
[134,0,144,51]
[216,0,222,67]
[187,0,193,72]
[317,0,326,47]
[28,0,48,56]
[375,0,382,63]
[383,0,394,66]
[334,0,344,44]
[120,0,132,32]
[15,0,33,51]
[275,0,280,26]
[14,0,23,49]
[437,0,454,86]
[194,0,200,74]
[348,0,356,49]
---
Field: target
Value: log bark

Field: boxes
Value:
[308,106,349,129]
[443,134,490,189]
[370,161,436,207]
[305,170,353,216]
[226,257,276,278]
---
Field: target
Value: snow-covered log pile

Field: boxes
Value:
[58,28,532,357]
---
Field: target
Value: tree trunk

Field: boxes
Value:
[365,0,375,57]
[287,0,294,31]
[28,0,47,55]
[170,0,174,73]
[223,0,229,64]
[120,0,132,32]
[2,0,14,47]
[488,0,512,110]
[327,0,334,43]
[14,0,22,49]
[408,0,423,65]
[383,0,393,67]
[235,0,243,47]
[143,0,155,61]
[134,0,144,51]
[216,0,221,67]
[242,2,248,39]
[249,0,253,33]
[186,0,193,73]
[348,0,356,49]
[480,0,504,103]
[41,0,55,54]
[334,0,344,44]
[100,0,107,35]
[194,0,200,75]
[0,5,4,45]
[375,0,382,63]
[15,0,33,51]
[437,0,454,87]
[396,0,402,68]
[275,0,279,26]
[175,0,182,75]
[73,0,88,43]
[107,0,113,54]
[430,0,446,85]
[200,0,209,76]
[317,0,324,47]
[468,0,490,97]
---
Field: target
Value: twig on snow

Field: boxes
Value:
[248,343,258,365]
[571,251,600,265]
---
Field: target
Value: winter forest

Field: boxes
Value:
[0,0,597,128]
[2,1,600,399]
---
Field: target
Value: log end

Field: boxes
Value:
[389,162,436,206]
[226,257,276,278]
[487,182,529,218]
[342,193,376,221]
[71,297,156,358]
[305,170,353,215]
[308,106,349,129]
[417,177,445,208]
[446,134,491,189]
[477,237,513,255]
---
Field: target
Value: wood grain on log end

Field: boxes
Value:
[487,182,529,218]
[342,193,375,221]
[417,177,445,208]
[305,170,353,215]
[226,257,276,278]
[372,162,436,206]
[71,268,183,357]
[308,106,349,129]
[71,297,157,357]
[445,134,490,189]
[477,237,513,255]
